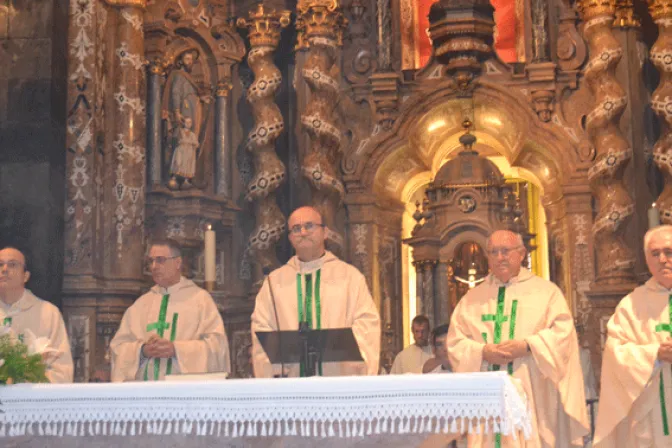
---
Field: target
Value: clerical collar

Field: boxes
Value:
[646,277,672,292]
[0,289,36,312]
[488,268,532,287]
[157,277,186,295]
[298,254,326,273]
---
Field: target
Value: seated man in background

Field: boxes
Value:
[423,324,452,373]
[0,246,73,383]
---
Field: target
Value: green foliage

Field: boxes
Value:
[0,334,47,384]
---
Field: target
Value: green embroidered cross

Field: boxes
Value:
[3,317,11,326]
[144,294,172,381]
[654,294,672,436]
[482,287,508,371]
[146,294,171,336]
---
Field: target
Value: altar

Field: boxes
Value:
[0,372,531,447]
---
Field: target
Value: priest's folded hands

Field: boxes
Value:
[142,334,176,359]
[482,339,528,365]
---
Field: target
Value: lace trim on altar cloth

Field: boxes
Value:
[0,372,532,439]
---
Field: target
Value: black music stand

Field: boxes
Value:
[256,326,364,377]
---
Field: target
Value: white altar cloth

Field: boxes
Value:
[0,372,531,440]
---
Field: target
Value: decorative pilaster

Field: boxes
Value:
[64,0,98,274]
[577,0,635,284]
[215,80,233,198]
[237,6,290,274]
[649,0,672,223]
[108,0,147,278]
[296,0,348,255]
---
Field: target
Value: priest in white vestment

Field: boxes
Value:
[391,314,433,374]
[251,206,380,377]
[0,247,73,383]
[446,230,589,447]
[110,240,230,382]
[595,225,672,447]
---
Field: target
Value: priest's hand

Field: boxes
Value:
[498,340,529,362]
[658,341,672,363]
[142,337,176,359]
[482,344,511,365]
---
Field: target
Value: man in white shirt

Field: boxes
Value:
[390,315,433,374]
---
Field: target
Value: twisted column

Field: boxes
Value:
[237,6,290,274]
[296,0,348,255]
[578,0,635,284]
[649,0,672,223]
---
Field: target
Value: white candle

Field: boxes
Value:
[649,203,661,229]
[205,224,216,290]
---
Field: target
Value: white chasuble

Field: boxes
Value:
[110,277,230,382]
[0,289,73,383]
[251,251,381,378]
[446,269,589,447]
[595,278,672,447]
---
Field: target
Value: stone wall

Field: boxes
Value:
[0,0,67,305]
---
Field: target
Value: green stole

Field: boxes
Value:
[144,294,179,381]
[297,269,322,377]
[655,294,672,436]
[3,317,23,342]
[481,286,519,447]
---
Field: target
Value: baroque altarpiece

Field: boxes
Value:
[15,0,666,383]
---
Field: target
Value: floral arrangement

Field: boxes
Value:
[0,327,48,385]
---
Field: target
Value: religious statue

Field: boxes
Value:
[168,117,199,189]
[163,48,206,190]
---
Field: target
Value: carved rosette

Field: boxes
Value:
[296,0,348,254]
[578,0,635,284]
[237,6,291,273]
[427,0,494,89]
[649,0,672,223]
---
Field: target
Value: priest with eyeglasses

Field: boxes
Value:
[251,206,380,378]
[110,239,230,382]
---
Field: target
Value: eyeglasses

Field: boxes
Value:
[289,222,325,235]
[0,261,23,271]
[650,249,672,260]
[146,256,179,267]
[487,246,523,257]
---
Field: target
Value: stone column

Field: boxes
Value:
[577,0,635,285]
[237,6,291,274]
[296,0,348,256]
[108,0,146,279]
[414,260,437,326]
[649,0,672,223]
[215,80,232,198]
[146,59,163,187]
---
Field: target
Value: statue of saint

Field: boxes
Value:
[169,117,199,189]
[163,48,203,190]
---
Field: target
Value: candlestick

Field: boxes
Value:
[205,224,216,291]
[649,203,661,229]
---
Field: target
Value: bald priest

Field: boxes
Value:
[251,206,381,377]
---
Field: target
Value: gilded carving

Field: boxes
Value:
[614,0,640,28]
[577,0,635,284]
[650,0,672,223]
[238,6,290,273]
[297,0,348,255]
